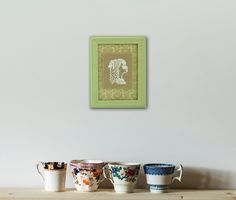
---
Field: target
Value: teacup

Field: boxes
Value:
[104,162,140,193]
[70,160,106,192]
[37,162,67,192]
[143,163,183,193]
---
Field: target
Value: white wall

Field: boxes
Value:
[0,0,236,189]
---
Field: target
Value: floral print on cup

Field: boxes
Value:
[111,166,140,182]
[70,162,104,192]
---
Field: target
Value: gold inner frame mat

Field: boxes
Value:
[98,44,138,100]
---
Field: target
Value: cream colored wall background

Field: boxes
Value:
[0,0,236,189]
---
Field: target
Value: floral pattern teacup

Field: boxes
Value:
[104,162,140,193]
[70,160,106,192]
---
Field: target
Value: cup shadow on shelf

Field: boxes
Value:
[99,179,113,189]
[135,166,235,190]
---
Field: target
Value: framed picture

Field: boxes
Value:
[90,36,146,108]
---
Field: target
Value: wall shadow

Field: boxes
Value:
[136,166,235,189]
[172,166,234,189]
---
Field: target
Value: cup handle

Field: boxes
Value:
[97,175,105,185]
[96,162,108,185]
[172,164,183,182]
[103,166,114,184]
[37,162,45,181]
[97,169,106,185]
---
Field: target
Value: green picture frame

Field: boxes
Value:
[90,36,147,108]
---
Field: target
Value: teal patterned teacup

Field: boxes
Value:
[104,162,140,193]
